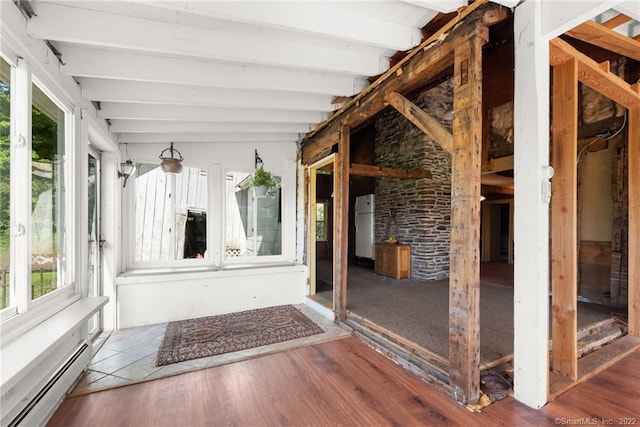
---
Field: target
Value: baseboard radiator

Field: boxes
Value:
[7,341,90,427]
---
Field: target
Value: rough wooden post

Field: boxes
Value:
[448,33,483,404]
[550,57,579,379]
[333,125,350,321]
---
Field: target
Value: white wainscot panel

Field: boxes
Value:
[116,266,307,328]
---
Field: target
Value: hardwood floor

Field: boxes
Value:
[48,337,640,427]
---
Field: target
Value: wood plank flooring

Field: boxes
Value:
[48,336,640,427]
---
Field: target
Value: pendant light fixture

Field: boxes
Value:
[159,142,183,174]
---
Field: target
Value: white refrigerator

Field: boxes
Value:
[355,194,375,259]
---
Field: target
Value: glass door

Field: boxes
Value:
[87,148,102,338]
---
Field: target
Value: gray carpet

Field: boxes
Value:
[317,265,616,364]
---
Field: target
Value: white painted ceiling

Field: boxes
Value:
[23,1,640,148]
[25,0,465,146]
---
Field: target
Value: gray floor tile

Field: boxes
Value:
[89,352,142,375]
[112,355,161,381]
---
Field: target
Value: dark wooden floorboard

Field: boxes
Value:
[48,337,640,427]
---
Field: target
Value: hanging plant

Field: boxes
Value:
[251,166,279,189]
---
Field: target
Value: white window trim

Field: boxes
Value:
[222,166,290,267]
[126,163,215,270]
[0,56,78,326]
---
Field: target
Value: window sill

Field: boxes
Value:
[1,296,108,390]
[117,263,304,285]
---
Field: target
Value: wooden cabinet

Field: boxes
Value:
[374,243,411,279]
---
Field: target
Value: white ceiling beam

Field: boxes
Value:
[615,2,640,22]
[401,0,467,13]
[117,133,300,144]
[98,103,327,123]
[28,2,386,76]
[540,1,622,39]
[78,78,335,112]
[59,45,367,96]
[148,1,422,51]
[109,120,312,134]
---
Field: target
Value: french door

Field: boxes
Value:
[87,147,102,338]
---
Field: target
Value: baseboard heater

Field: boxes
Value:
[8,341,90,427]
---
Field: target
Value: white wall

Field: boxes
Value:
[116,265,307,328]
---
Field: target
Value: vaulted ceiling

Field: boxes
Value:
[20,1,640,148]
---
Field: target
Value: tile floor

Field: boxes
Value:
[70,304,348,396]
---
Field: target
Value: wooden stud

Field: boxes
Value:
[551,57,579,381]
[549,38,640,110]
[333,125,350,321]
[448,35,483,405]
[602,14,631,29]
[629,84,640,336]
[566,20,640,61]
[384,92,454,155]
[349,163,432,179]
[484,155,514,174]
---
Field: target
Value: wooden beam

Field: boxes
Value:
[333,125,350,321]
[448,35,482,405]
[301,3,507,164]
[384,92,454,154]
[481,185,514,197]
[566,20,640,61]
[483,155,514,174]
[549,38,640,110]
[629,85,640,336]
[551,57,579,381]
[602,14,631,29]
[349,163,432,179]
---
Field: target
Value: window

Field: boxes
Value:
[31,82,67,301]
[0,57,11,310]
[315,201,329,242]
[0,57,74,321]
[225,171,282,259]
[134,164,208,263]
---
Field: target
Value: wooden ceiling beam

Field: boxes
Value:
[301,2,510,164]
[565,20,640,61]
[384,92,454,154]
[602,14,631,29]
[549,38,640,109]
[349,163,432,179]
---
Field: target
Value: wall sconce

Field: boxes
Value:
[159,142,183,174]
[118,159,136,188]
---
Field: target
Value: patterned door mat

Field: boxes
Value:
[156,305,324,366]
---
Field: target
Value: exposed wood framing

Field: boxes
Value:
[551,57,579,380]
[483,155,513,174]
[549,38,640,110]
[448,35,483,405]
[566,20,640,61]
[384,92,454,154]
[481,185,514,196]
[349,163,432,179]
[333,125,350,321]
[629,86,640,336]
[301,2,508,164]
[602,14,631,29]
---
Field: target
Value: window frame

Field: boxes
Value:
[222,168,286,266]
[0,54,78,329]
[127,162,215,270]
[315,200,330,242]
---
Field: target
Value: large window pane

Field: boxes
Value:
[31,83,65,300]
[0,57,11,309]
[225,171,282,258]
[135,164,208,262]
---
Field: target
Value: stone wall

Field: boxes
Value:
[374,81,453,281]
